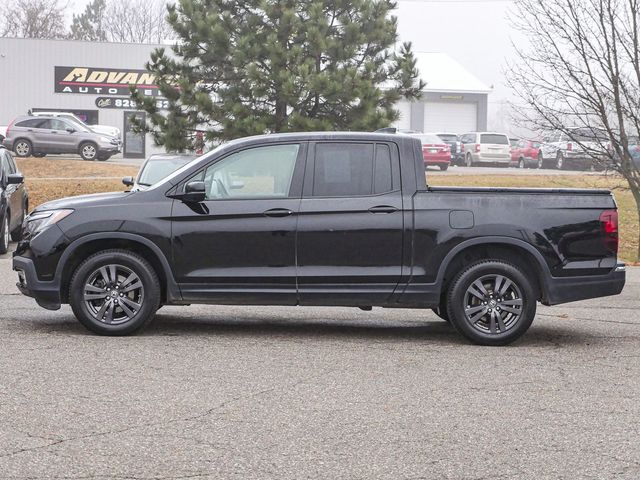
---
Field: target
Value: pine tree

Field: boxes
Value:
[131,0,425,151]
[68,0,107,41]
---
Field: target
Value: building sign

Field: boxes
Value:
[440,95,464,100]
[95,96,169,110]
[55,66,161,96]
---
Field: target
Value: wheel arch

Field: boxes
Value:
[436,237,553,303]
[58,233,180,304]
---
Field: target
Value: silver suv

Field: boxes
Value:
[459,132,511,167]
[2,116,121,161]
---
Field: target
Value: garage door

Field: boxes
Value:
[393,100,412,130]
[423,101,477,133]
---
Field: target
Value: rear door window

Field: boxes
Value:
[480,134,509,145]
[313,143,374,197]
[15,119,47,129]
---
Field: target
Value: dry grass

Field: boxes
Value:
[15,158,638,263]
[429,173,639,263]
[16,157,138,179]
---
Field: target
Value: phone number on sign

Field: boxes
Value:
[95,97,169,110]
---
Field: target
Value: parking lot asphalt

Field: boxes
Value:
[0,254,639,479]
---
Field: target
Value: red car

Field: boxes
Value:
[510,139,542,169]
[415,133,451,170]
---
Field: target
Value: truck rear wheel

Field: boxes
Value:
[69,249,161,335]
[446,260,536,346]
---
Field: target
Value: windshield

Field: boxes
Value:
[436,134,457,142]
[64,117,92,133]
[416,134,444,144]
[138,156,197,186]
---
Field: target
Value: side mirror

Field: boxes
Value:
[66,127,75,134]
[7,173,24,185]
[122,176,134,187]
[182,181,206,203]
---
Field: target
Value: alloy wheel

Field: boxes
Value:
[83,264,144,325]
[15,142,30,156]
[462,274,524,335]
[82,144,97,160]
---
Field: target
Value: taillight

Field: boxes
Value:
[461,144,465,151]
[5,118,15,138]
[475,144,481,152]
[567,142,573,151]
[600,210,619,253]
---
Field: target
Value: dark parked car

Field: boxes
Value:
[122,153,198,192]
[13,132,625,345]
[434,133,461,165]
[3,116,121,161]
[0,146,28,254]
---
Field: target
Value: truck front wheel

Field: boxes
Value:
[69,249,161,335]
[446,260,536,346]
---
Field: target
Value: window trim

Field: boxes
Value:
[302,140,401,199]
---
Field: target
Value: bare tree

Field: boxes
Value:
[508,0,640,261]
[0,0,66,38]
[103,0,173,43]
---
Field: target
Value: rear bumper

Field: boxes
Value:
[424,154,451,166]
[12,255,61,310]
[473,153,511,163]
[543,263,626,306]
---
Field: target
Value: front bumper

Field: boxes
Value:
[13,255,61,310]
[98,143,121,154]
[543,263,626,306]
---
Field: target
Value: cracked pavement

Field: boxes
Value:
[0,254,638,479]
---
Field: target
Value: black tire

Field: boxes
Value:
[465,153,473,167]
[518,157,525,169]
[446,260,537,346]
[439,164,449,171]
[0,214,9,254]
[555,152,564,170]
[33,153,46,158]
[10,205,26,242]
[13,139,32,158]
[69,249,161,335]
[79,142,98,161]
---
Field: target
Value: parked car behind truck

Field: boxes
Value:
[3,116,121,161]
[511,139,542,169]
[540,128,609,170]
[0,146,28,254]
[459,132,511,167]
[13,132,625,346]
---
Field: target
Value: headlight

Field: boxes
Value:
[25,209,74,236]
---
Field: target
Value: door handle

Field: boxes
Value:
[263,208,293,218]
[368,205,398,214]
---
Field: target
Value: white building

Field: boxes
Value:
[393,52,491,134]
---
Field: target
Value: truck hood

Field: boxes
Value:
[33,191,133,213]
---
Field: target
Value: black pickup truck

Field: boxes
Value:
[12,132,626,345]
